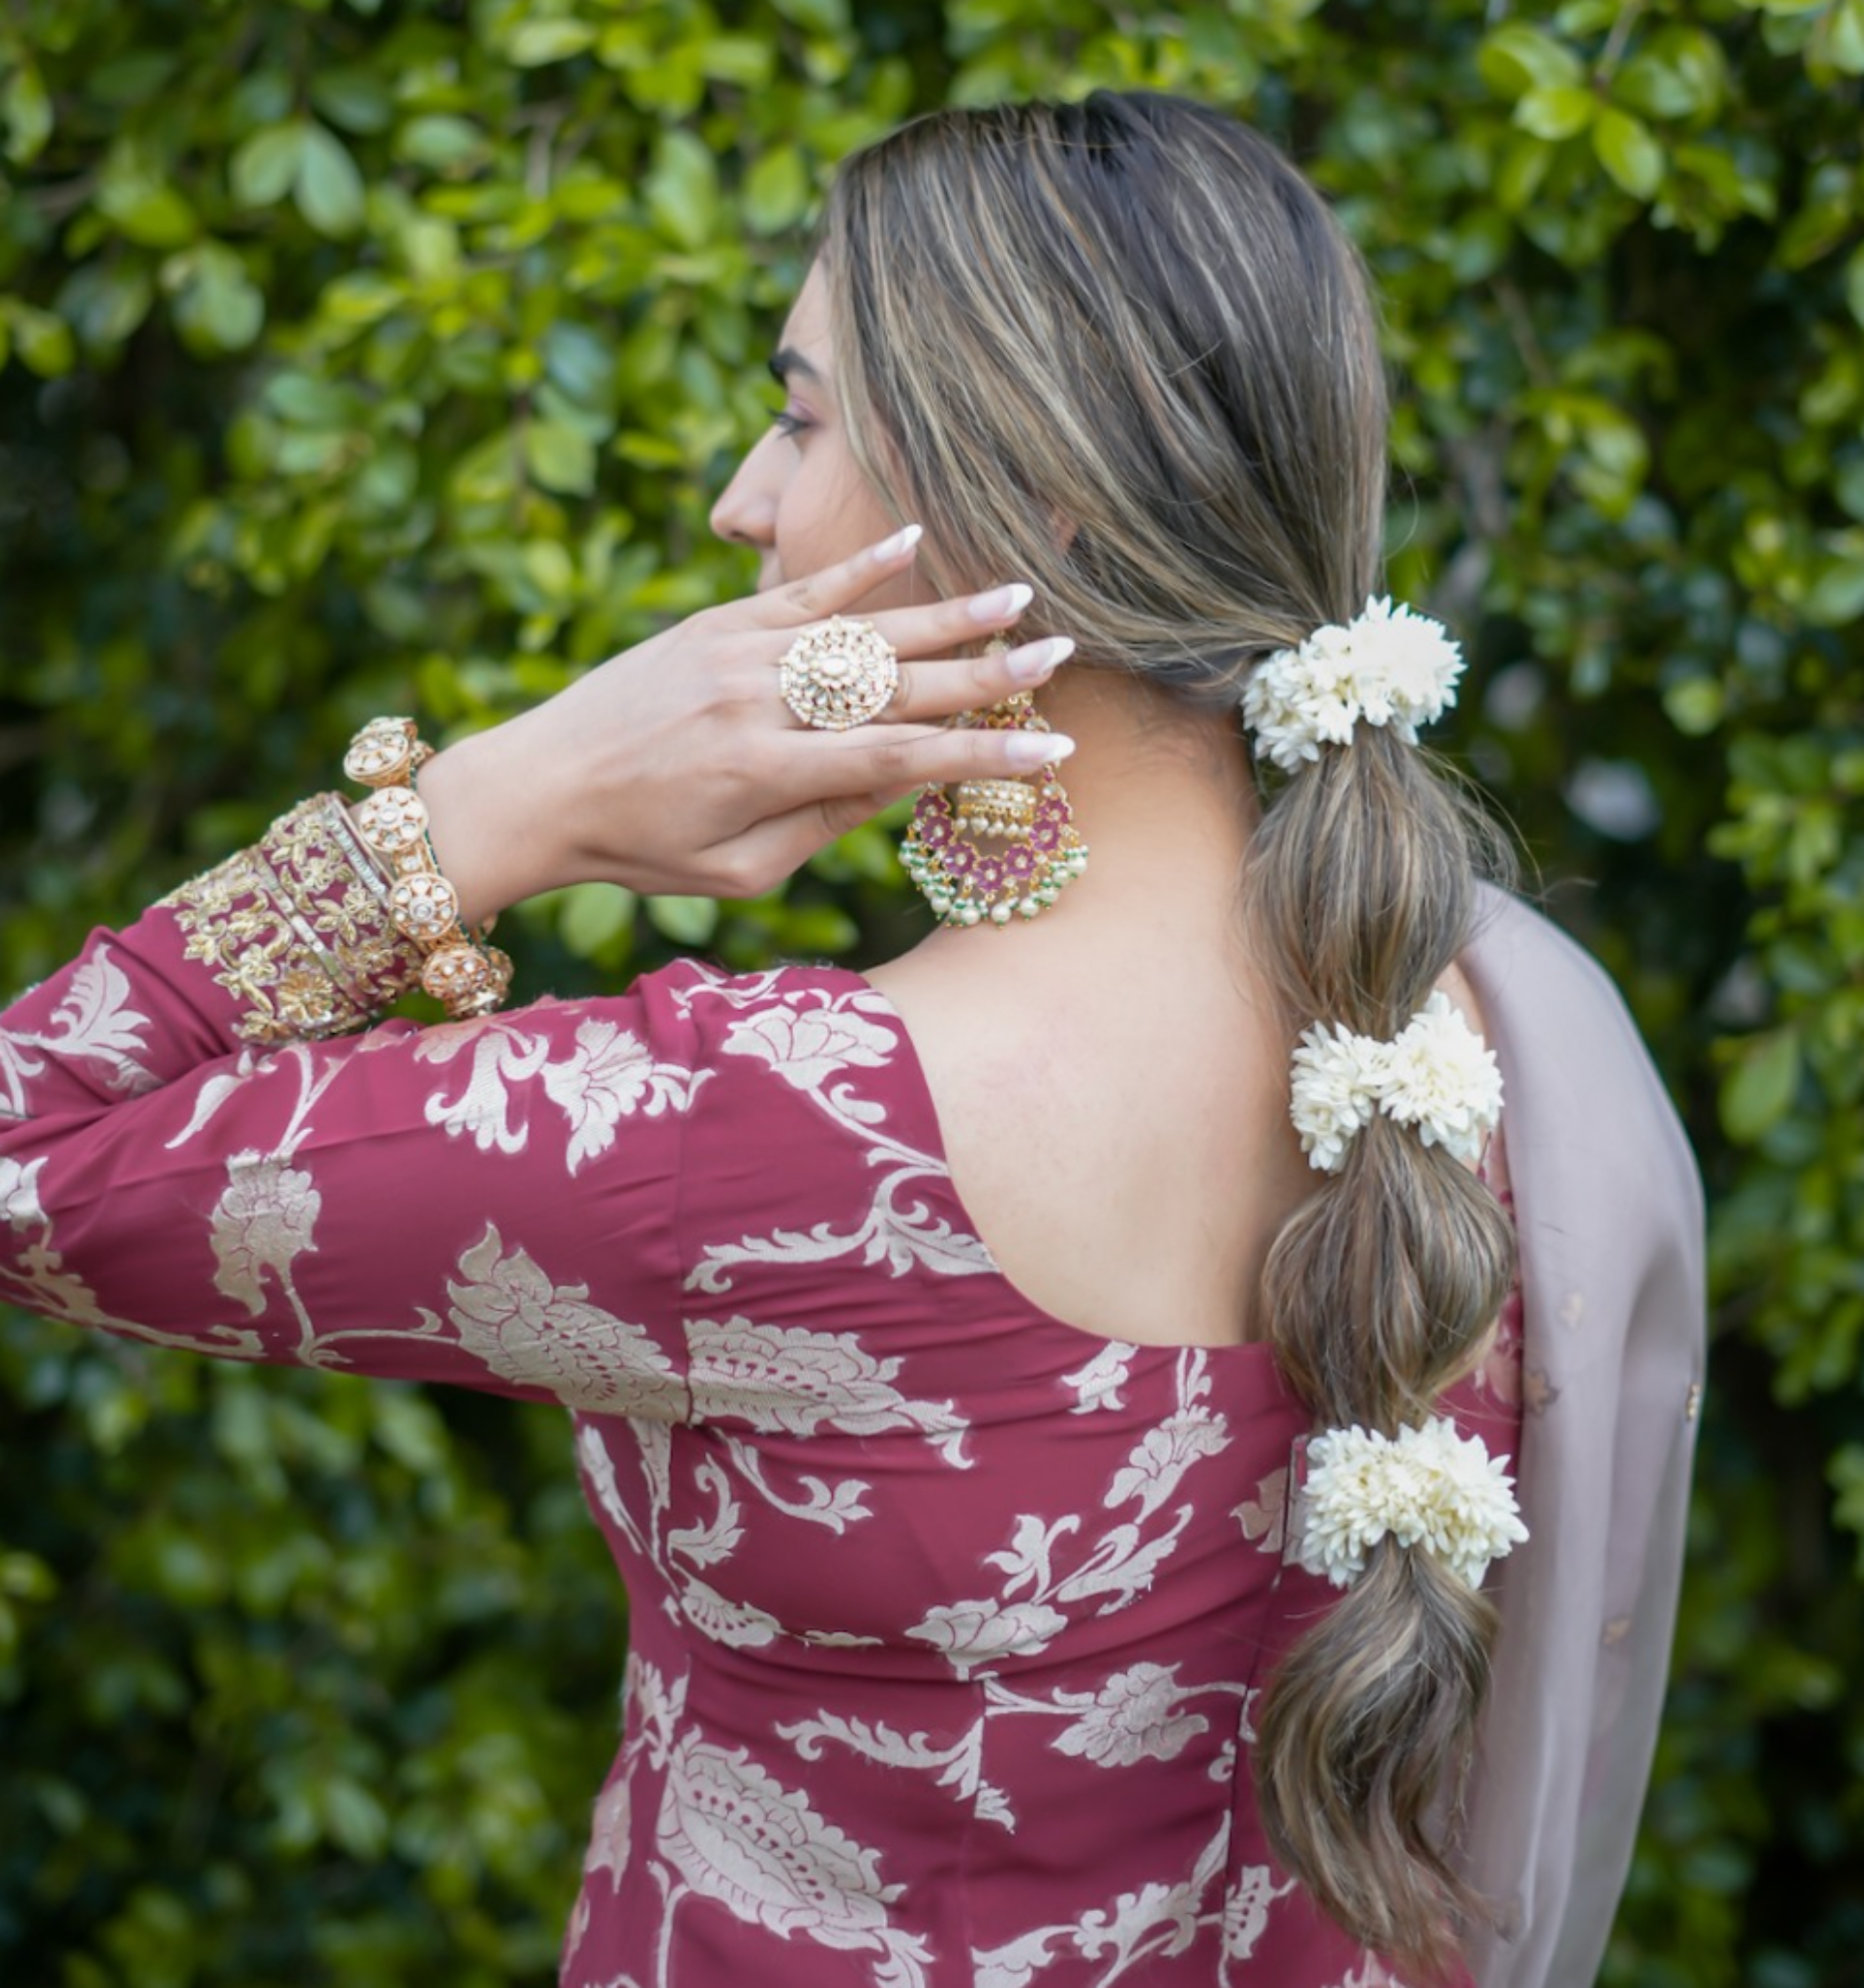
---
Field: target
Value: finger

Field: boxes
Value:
[709,791,907,896]
[804,718,1076,801]
[751,524,924,627]
[885,635,1075,725]
[861,580,1040,659]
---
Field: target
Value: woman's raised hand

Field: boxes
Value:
[413,527,1074,924]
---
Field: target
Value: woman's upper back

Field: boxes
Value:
[861,878,1494,1356]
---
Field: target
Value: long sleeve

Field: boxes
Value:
[0,797,694,1416]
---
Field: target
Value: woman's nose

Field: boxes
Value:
[710,432,782,547]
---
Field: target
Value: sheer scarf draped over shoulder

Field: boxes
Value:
[1458,885,1705,1988]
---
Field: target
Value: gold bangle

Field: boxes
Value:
[343,716,513,1022]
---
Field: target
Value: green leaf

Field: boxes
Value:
[397,115,487,172]
[0,1550,56,1601]
[697,35,774,87]
[350,440,417,515]
[1478,23,1584,99]
[2,62,53,165]
[645,131,718,251]
[521,538,576,601]
[558,882,635,955]
[1662,676,1725,737]
[1616,55,1694,122]
[765,903,859,954]
[1778,189,1855,271]
[309,69,394,135]
[232,123,307,208]
[321,273,401,326]
[1836,456,1864,522]
[1515,85,1596,141]
[363,578,431,642]
[744,146,810,235]
[1833,0,1864,72]
[98,163,199,250]
[1495,134,1553,213]
[1802,554,1864,625]
[524,420,596,497]
[451,429,517,504]
[1593,107,1664,198]
[772,0,850,32]
[56,260,154,349]
[1846,245,1864,330]
[646,895,720,944]
[5,301,76,378]
[294,123,366,238]
[1721,1027,1801,1142]
[543,323,614,410]
[265,371,355,428]
[171,243,265,355]
[614,429,687,469]
[507,19,596,66]
[320,1777,388,1858]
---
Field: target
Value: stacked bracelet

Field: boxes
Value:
[342,716,513,1021]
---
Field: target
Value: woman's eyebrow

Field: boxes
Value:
[768,348,824,388]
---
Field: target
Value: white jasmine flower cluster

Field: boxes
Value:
[1295,1417,1528,1591]
[1287,1022,1385,1174]
[1242,596,1465,775]
[1289,992,1501,1173]
[1381,992,1506,1163]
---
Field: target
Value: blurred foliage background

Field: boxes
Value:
[1,0,1860,1982]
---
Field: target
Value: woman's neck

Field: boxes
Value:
[866,661,1302,1350]
[902,663,1263,971]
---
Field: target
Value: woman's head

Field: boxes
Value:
[714,94,1389,679]
[817,92,1389,700]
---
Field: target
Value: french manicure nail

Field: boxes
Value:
[970,580,1034,622]
[1007,635,1076,682]
[875,522,923,560]
[1005,731,1075,769]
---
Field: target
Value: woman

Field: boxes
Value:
[0,94,1701,1987]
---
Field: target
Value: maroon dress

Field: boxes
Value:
[0,798,1518,1987]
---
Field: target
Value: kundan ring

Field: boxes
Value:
[779,616,902,731]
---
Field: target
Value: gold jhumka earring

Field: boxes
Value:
[900,652,1089,928]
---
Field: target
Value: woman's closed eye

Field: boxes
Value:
[765,347,825,442]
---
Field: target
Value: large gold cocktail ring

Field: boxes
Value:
[778,616,901,731]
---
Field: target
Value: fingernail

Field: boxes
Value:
[1007,635,1075,683]
[969,580,1034,623]
[875,522,923,560]
[1005,731,1075,769]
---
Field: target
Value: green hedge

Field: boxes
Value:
[2,2,1861,1981]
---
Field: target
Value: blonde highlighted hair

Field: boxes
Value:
[822,93,1517,1979]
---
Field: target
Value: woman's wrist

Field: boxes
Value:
[403,711,583,930]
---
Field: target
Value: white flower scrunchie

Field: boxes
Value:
[1295,1417,1528,1591]
[1290,991,1502,1174]
[1242,595,1464,776]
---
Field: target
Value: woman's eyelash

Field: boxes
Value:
[770,408,809,439]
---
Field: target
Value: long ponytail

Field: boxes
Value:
[1249,730,1517,1978]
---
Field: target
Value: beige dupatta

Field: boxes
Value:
[1458,887,1706,1987]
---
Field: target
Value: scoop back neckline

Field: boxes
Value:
[783,959,1284,1368]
